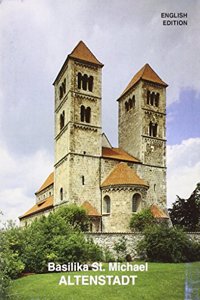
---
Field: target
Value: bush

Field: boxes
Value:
[130,208,156,232]
[21,206,102,273]
[113,237,127,262]
[137,225,200,262]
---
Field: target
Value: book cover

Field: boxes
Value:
[0,1,200,299]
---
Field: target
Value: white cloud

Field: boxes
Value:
[0,142,53,224]
[167,138,200,207]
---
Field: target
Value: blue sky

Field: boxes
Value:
[0,0,200,223]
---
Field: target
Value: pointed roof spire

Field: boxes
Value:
[69,41,103,67]
[119,63,168,98]
[101,162,148,188]
[53,41,103,84]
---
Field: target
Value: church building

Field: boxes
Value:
[19,41,169,232]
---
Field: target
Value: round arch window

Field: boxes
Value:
[132,193,141,212]
[103,195,111,214]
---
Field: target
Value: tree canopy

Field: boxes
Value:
[169,183,200,231]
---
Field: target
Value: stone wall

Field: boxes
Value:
[85,232,200,258]
[85,232,143,258]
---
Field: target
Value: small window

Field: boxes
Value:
[149,122,158,137]
[88,76,94,92]
[147,90,150,104]
[85,107,91,123]
[103,195,111,214]
[82,176,85,185]
[132,193,141,212]
[60,188,63,201]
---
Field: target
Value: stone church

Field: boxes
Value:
[19,41,169,232]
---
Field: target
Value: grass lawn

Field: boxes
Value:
[10,262,200,300]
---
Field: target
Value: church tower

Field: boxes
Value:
[118,64,168,207]
[53,41,103,209]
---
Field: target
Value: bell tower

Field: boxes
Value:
[53,41,103,207]
[118,64,168,207]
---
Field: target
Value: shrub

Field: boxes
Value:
[130,208,156,232]
[137,225,200,262]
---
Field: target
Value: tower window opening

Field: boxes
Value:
[103,195,111,214]
[149,122,158,137]
[77,73,94,92]
[80,105,91,123]
[125,95,135,112]
[150,92,155,106]
[60,188,63,201]
[80,105,85,122]
[88,76,94,92]
[82,176,85,185]
[132,193,141,212]
[60,110,65,130]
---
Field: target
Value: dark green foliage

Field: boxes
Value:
[169,183,200,231]
[55,204,89,231]
[137,225,200,262]
[130,208,156,231]
[20,206,102,273]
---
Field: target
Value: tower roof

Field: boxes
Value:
[101,162,148,188]
[119,63,168,98]
[53,41,103,84]
[69,41,103,67]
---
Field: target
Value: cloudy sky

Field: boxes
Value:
[0,0,200,223]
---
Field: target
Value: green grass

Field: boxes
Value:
[10,262,200,300]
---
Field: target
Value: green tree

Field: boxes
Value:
[130,208,156,232]
[137,225,200,263]
[169,183,200,231]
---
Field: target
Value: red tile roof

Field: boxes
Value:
[69,41,103,67]
[82,201,101,217]
[101,162,148,188]
[150,204,169,219]
[19,196,53,219]
[120,63,168,98]
[102,147,140,163]
[36,172,54,194]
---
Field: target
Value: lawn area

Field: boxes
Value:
[10,262,200,300]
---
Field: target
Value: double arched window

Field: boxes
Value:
[103,195,111,214]
[125,95,135,112]
[78,73,94,92]
[147,90,159,107]
[80,105,91,123]
[132,193,141,212]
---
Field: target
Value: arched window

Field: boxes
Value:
[150,92,155,106]
[60,111,65,130]
[78,72,82,89]
[149,122,157,137]
[59,86,63,100]
[125,101,129,112]
[85,107,91,123]
[88,76,94,92]
[80,105,85,122]
[103,195,111,214]
[82,175,85,185]
[132,193,141,212]
[82,74,88,90]
[155,93,159,107]
[129,98,133,109]
[60,188,63,201]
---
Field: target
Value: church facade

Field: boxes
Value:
[19,41,169,232]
